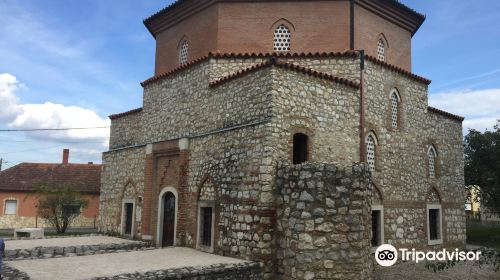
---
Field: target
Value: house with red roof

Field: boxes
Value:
[0,149,101,229]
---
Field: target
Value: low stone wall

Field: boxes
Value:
[0,214,97,229]
[4,241,151,261]
[275,162,373,280]
[91,262,263,280]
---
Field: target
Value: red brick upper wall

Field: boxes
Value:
[146,0,425,74]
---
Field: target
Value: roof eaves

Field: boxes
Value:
[365,55,431,85]
[428,106,465,122]
[209,58,360,89]
[141,55,210,87]
[109,108,143,120]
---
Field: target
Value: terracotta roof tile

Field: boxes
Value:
[140,55,209,87]
[141,51,430,87]
[209,58,360,89]
[364,55,431,85]
[428,106,464,122]
[0,163,101,194]
[109,108,143,120]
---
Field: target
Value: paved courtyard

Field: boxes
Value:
[6,247,248,280]
[374,261,499,280]
[5,236,140,250]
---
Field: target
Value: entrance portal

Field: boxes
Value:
[162,192,176,247]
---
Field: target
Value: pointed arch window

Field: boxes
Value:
[428,146,438,178]
[274,25,291,52]
[390,89,401,129]
[377,39,385,61]
[366,133,378,172]
[179,40,189,65]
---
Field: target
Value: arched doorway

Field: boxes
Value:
[157,188,177,247]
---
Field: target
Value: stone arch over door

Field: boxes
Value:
[196,175,219,253]
[157,186,178,247]
[119,179,140,237]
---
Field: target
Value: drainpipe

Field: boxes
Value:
[359,50,366,162]
[350,0,355,50]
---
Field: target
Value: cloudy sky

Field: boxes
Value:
[0,0,499,167]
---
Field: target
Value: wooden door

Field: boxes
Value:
[162,192,176,247]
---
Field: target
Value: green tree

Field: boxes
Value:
[36,183,88,233]
[464,120,500,213]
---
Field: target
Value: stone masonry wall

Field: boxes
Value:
[363,60,466,249]
[109,111,143,150]
[99,147,145,236]
[275,162,372,280]
[0,214,96,229]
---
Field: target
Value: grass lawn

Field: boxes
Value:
[467,222,500,249]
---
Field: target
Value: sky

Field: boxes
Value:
[0,0,499,167]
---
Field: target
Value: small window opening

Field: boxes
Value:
[428,208,441,240]
[371,210,382,246]
[293,133,308,164]
[5,200,17,215]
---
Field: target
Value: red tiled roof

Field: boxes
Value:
[109,107,143,120]
[209,58,360,89]
[141,51,430,87]
[428,106,464,122]
[0,163,102,194]
[140,55,210,87]
[365,55,432,85]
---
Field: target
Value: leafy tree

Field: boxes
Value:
[464,120,500,213]
[36,183,88,233]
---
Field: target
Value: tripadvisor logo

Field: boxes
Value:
[375,244,398,267]
[375,244,482,267]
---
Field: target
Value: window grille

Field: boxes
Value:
[428,147,437,178]
[274,25,291,52]
[179,40,189,65]
[377,39,385,61]
[366,135,376,172]
[391,91,399,128]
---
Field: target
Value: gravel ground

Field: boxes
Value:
[5,236,139,250]
[6,247,246,280]
[374,261,500,280]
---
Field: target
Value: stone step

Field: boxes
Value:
[4,241,152,261]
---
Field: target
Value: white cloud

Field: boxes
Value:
[0,73,23,122]
[0,73,110,147]
[430,89,500,132]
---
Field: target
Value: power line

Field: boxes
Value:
[0,126,110,132]
[0,145,68,155]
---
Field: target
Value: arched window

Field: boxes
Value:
[428,146,437,178]
[390,89,401,129]
[366,133,378,172]
[274,25,291,52]
[293,133,308,164]
[377,39,385,61]
[179,40,189,65]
